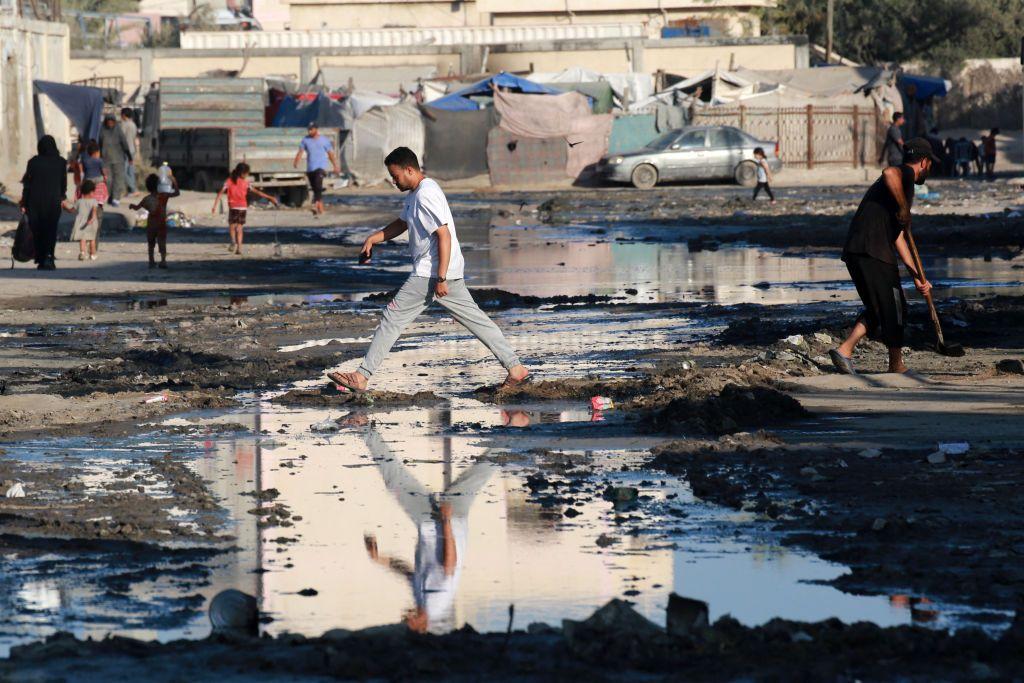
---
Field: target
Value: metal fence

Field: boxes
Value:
[693,103,884,168]
[17,0,60,21]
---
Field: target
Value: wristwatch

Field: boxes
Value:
[437,276,446,283]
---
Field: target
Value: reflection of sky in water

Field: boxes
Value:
[0,400,1007,656]
[461,223,1024,304]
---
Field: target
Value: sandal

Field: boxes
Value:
[500,372,532,389]
[326,371,367,393]
[829,349,857,375]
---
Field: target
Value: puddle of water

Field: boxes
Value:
[0,399,1009,656]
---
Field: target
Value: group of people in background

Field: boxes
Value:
[884,112,1000,181]
[18,109,141,269]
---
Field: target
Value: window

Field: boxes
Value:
[675,130,706,149]
[708,128,744,148]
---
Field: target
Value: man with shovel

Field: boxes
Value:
[830,138,941,375]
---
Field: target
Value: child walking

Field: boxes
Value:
[130,172,179,269]
[213,162,278,255]
[752,147,776,205]
[64,179,100,261]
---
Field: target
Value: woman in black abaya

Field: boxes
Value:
[20,135,68,270]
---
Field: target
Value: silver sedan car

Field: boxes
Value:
[598,125,782,189]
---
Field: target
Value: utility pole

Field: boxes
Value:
[825,0,834,64]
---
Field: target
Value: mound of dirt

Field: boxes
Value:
[271,387,443,408]
[644,384,808,436]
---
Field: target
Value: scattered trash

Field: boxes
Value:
[937,442,970,456]
[782,334,807,348]
[927,452,947,465]
[858,448,882,459]
[310,418,339,434]
[5,483,25,498]
[166,211,194,229]
[871,518,887,532]
[143,392,169,404]
[590,396,614,411]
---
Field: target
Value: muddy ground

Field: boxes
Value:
[1,178,1023,679]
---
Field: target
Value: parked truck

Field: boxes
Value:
[143,78,336,206]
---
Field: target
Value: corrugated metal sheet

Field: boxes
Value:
[159,77,266,130]
[234,128,340,174]
[181,23,645,50]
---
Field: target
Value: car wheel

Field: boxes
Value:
[734,161,758,187]
[631,164,658,190]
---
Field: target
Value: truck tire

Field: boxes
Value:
[630,164,658,190]
[734,161,759,187]
[283,186,308,208]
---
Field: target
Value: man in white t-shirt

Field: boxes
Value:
[327,147,529,391]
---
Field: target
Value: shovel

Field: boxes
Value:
[904,223,965,357]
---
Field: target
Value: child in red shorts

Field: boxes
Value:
[213,162,278,255]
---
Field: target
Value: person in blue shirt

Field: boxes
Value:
[293,122,340,217]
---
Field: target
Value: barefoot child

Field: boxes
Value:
[130,173,179,269]
[752,147,775,204]
[64,179,100,261]
[213,162,279,255]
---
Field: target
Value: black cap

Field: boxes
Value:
[904,137,941,164]
[307,121,318,129]
[103,113,116,121]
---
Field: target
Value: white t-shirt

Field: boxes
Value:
[413,516,466,634]
[756,160,768,183]
[401,178,465,280]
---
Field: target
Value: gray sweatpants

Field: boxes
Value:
[358,276,520,378]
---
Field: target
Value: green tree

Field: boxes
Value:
[765,0,1024,74]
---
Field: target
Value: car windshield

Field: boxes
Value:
[644,131,682,150]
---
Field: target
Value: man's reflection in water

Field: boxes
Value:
[361,428,496,634]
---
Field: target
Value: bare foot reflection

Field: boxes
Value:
[362,428,496,634]
[501,409,532,428]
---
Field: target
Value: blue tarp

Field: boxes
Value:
[271,93,346,129]
[33,80,104,142]
[429,72,567,111]
[899,74,950,101]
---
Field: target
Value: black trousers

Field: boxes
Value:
[307,169,326,203]
[28,206,60,265]
[753,181,774,201]
[845,253,907,348]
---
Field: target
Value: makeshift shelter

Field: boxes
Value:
[421,105,496,180]
[529,68,655,109]
[551,81,615,113]
[314,65,437,96]
[429,73,565,111]
[492,89,613,178]
[33,80,105,143]
[898,73,952,138]
[271,93,347,129]
[341,101,424,185]
[486,128,568,187]
[608,115,659,154]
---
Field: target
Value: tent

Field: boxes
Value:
[33,80,105,142]
[529,67,655,109]
[271,93,347,129]
[421,105,496,180]
[314,64,438,96]
[429,72,566,111]
[341,101,424,185]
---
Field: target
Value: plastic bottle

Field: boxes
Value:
[157,161,173,193]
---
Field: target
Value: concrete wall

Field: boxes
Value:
[71,35,807,98]
[0,15,70,191]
